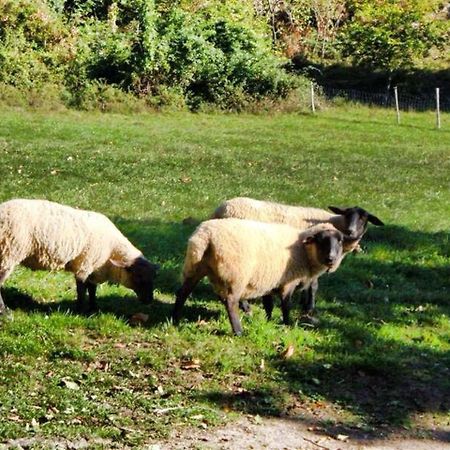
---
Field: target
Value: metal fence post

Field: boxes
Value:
[394,86,400,124]
[436,88,441,129]
[310,82,315,114]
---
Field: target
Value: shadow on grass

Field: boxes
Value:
[194,224,450,439]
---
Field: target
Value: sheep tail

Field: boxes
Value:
[182,229,211,279]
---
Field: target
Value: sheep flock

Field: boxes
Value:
[0,197,384,335]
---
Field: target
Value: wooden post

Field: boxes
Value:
[310,82,315,114]
[436,88,441,129]
[394,86,400,124]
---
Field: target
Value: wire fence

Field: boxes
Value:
[310,83,448,128]
[320,85,450,112]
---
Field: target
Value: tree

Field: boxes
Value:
[340,0,445,89]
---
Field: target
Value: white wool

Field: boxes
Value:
[213,197,341,229]
[0,199,142,284]
[183,219,341,301]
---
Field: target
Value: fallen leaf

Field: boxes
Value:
[179,176,192,183]
[181,358,201,370]
[336,434,349,441]
[259,358,265,371]
[114,343,127,349]
[60,378,80,390]
[281,344,295,359]
[191,414,204,420]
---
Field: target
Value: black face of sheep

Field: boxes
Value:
[304,229,344,271]
[127,257,159,304]
[328,206,384,240]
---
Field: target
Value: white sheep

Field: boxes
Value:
[172,218,344,335]
[0,199,158,313]
[213,197,384,318]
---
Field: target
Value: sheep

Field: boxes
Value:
[212,197,384,320]
[0,199,158,313]
[213,197,384,244]
[172,218,344,335]
[212,197,384,321]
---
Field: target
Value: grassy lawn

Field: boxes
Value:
[0,106,449,447]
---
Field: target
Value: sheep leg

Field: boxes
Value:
[0,291,5,314]
[280,281,298,325]
[223,295,243,336]
[301,279,319,314]
[87,282,98,312]
[280,294,292,325]
[172,275,202,324]
[0,268,13,313]
[239,300,251,314]
[0,270,11,314]
[76,279,87,311]
[262,295,274,320]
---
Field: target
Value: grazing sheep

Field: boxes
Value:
[213,197,384,318]
[0,199,158,313]
[213,197,383,245]
[172,219,344,335]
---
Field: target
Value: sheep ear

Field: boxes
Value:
[109,258,127,269]
[328,206,346,215]
[303,235,316,245]
[368,213,384,226]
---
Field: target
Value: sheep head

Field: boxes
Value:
[303,228,344,273]
[328,206,384,241]
[110,256,159,303]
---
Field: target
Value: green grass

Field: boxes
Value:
[0,106,449,446]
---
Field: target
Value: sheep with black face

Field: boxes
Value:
[213,197,384,318]
[0,199,158,313]
[173,219,344,335]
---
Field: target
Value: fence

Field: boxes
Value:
[311,83,448,128]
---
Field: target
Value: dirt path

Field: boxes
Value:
[165,416,450,450]
[2,416,448,449]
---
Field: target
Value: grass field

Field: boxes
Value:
[0,106,449,448]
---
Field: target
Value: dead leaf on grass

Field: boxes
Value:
[181,358,201,370]
[281,344,295,359]
[336,434,349,442]
[60,378,80,390]
[259,358,265,371]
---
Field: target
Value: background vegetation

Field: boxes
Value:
[0,0,448,111]
[0,107,448,446]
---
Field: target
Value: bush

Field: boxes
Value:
[0,0,301,111]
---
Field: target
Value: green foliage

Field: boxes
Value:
[339,0,445,72]
[0,0,71,88]
[0,0,297,110]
